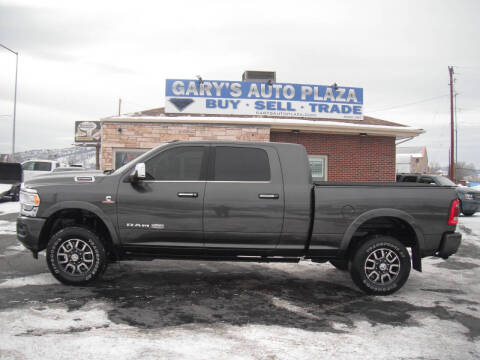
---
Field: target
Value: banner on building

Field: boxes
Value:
[75,121,101,143]
[165,79,363,120]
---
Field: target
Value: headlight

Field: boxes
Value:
[464,193,474,200]
[20,188,40,216]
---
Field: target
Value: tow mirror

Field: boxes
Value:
[130,163,146,182]
[0,162,23,184]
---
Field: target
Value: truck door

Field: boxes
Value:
[116,145,208,248]
[203,145,284,249]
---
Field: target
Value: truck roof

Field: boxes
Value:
[162,140,305,149]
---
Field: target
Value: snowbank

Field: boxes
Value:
[0,201,20,216]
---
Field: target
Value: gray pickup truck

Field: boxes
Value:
[0,141,462,295]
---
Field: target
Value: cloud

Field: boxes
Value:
[0,4,107,59]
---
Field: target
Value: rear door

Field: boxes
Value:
[116,144,208,247]
[203,145,284,249]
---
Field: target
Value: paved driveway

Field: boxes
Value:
[1,202,479,359]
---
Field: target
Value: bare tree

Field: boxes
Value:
[455,162,477,180]
[429,161,442,174]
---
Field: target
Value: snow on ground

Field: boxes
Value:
[0,201,19,216]
[0,244,27,257]
[0,273,59,288]
[0,220,16,235]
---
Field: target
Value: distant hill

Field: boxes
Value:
[3,147,97,169]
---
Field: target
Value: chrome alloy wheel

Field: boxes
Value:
[56,238,94,275]
[364,248,401,285]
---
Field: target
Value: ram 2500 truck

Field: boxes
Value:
[2,141,462,295]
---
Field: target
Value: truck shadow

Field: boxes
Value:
[95,261,480,338]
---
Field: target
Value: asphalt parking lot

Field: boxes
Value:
[1,201,479,359]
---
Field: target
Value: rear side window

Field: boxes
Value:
[403,176,418,183]
[419,177,435,184]
[213,147,270,181]
[145,146,206,181]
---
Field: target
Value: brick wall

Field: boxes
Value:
[101,122,270,170]
[270,131,396,182]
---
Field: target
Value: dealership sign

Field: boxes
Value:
[165,79,363,120]
[75,121,101,143]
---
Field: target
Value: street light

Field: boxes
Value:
[0,43,18,159]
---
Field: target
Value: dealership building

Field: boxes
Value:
[98,73,423,182]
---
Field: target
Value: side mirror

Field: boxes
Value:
[130,163,146,182]
[0,162,23,184]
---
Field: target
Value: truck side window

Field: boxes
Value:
[34,162,52,171]
[213,146,270,181]
[145,146,206,181]
[22,162,34,170]
[419,177,435,184]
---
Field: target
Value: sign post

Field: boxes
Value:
[74,121,101,170]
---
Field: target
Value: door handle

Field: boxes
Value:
[258,193,279,199]
[177,192,198,198]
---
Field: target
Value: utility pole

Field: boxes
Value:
[448,66,455,182]
[118,98,122,116]
[0,43,18,159]
[454,92,458,167]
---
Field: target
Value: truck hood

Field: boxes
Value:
[24,170,106,187]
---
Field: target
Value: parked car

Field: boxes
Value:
[396,173,480,216]
[1,142,461,295]
[22,160,60,181]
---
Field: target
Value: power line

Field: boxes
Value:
[368,94,449,113]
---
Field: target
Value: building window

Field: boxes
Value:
[309,155,328,181]
[114,149,146,169]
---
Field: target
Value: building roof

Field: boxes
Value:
[102,107,424,140]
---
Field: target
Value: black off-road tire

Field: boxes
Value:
[462,211,475,216]
[330,259,349,271]
[349,236,411,295]
[46,226,107,285]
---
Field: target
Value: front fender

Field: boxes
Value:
[42,201,120,245]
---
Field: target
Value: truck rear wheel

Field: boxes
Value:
[349,236,411,295]
[46,226,107,285]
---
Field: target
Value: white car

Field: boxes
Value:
[22,160,60,181]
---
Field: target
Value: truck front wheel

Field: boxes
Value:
[349,236,411,295]
[46,226,107,285]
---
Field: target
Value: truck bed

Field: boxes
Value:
[309,182,458,259]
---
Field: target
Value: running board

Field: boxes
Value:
[121,252,301,263]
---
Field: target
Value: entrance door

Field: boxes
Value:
[203,145,284,249]
[117,145,208,248]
